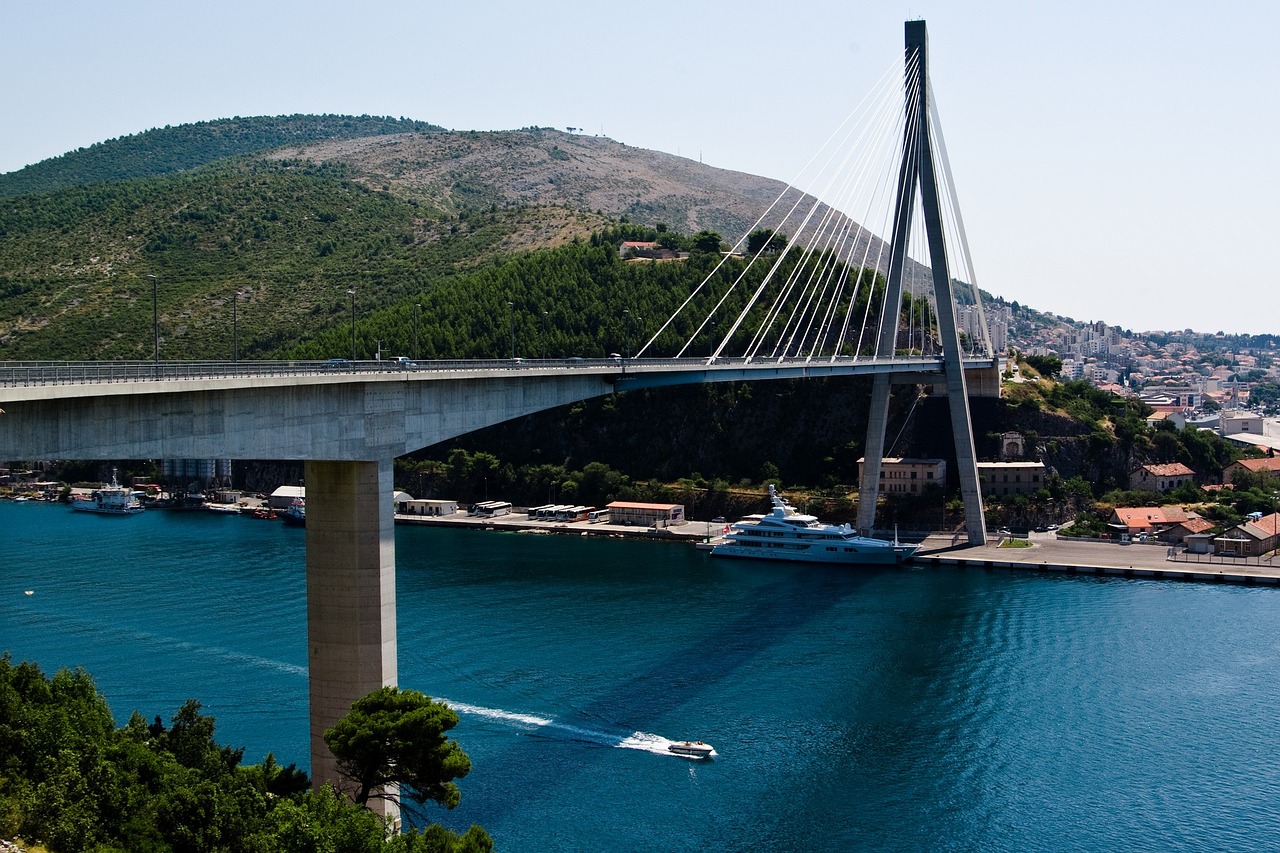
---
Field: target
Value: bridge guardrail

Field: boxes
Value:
[0,354,976,388]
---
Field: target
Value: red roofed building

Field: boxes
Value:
[1157,517,1215,545]
[605,500,685,526]
[1109,506,1190,538]
[1223,457,1280,486]
[1130,462,1195,492]
[1214,512,1280,557]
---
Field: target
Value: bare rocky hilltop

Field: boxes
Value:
[265,127,806,243]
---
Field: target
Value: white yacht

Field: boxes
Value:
[71,469,143,516]
[710,485,917,565]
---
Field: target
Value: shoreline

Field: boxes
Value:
[22,497,1280,587]
[914,532,1280,586]
[394,511,1280,586]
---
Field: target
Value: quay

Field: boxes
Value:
[914,532,1280,586]
[391,513,1280,587]
[393,509,717,543]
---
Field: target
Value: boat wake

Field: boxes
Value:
[440,699,714,758]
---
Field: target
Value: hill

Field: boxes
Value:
[0,114,444,199]
[0,118,856,361]
[261,127,799,240]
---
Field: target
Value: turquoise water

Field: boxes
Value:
[4,501,1280,851]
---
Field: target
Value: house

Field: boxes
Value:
[1213,512,1280,557]
[1130,462,1195,492]
[1222,457,1280,486]
[618,241,658,257]
[857,457,947,495]
[1109,506,1189,538]
[1157,517,1215,545]
[976,462,1046,496]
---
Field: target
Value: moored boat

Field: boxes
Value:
[71,469,143,516]
[282,498,306,527]
[710,485,917,565]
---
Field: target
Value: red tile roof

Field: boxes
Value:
[1235,458,1280,473]
[1112,506,1188,530]
[1140,462,1194,477]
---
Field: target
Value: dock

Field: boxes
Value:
[393,510,720,544]
[913,532,1280,586]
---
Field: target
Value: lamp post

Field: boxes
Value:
[507,301,515,360]
[413,303,421,361]
[346,289,357,361]
[232,291,240,362]
[623,308,631,360]
[542,310,549,360]
[146,274,158,369]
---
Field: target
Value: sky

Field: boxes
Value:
[4,0,1278,336]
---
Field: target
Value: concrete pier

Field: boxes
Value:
[304,460,398,822]
[914,533,1280,586]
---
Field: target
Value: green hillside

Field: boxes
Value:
[0,114,442,199]
[0,158,610,360]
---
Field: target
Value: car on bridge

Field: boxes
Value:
[388,356,418,370]
[322,358,351,370]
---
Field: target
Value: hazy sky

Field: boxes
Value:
[4,1,1277,335]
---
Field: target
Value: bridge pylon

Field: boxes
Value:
[855,20,987,545]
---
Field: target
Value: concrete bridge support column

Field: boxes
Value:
[304,459,399,824]
[856,373,893,534]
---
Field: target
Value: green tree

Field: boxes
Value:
[746,228,787,255]
[690,230,723,253]
[324,687,472,810]
[1023,354,1062,379]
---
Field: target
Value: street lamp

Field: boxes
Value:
[542,310,549,359]
[507,301,515,360]
[146,275,158,368]
[232,290,240,362]
[346,289,357,360]
[623,308,631,360]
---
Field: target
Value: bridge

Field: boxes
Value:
[0,20,992,817]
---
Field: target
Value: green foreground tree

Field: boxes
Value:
[325,687,473,811]
[0,656,490,851]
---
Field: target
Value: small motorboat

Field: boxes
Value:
[667,740,714,759]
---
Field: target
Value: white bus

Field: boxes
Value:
[527,504,555,519]
[555,505,592,522]
[587,508,610,523]
[536,504,572,520]
[474,501,512,517]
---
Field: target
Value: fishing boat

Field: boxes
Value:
[282,497,306,527]
[71,469,143,516]
[710,485,917,565]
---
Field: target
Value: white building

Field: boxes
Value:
[1220,411,1264,437]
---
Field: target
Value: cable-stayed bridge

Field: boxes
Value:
[0,20,992,811]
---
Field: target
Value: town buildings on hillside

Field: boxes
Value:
[1006,309,1280,446]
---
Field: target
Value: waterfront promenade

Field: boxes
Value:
[915,532,1280,586]
[392,510,1280,586]
[393,509,718,542]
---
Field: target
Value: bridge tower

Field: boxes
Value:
[856,20,987,545]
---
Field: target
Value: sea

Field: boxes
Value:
[4,500,1280,852]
